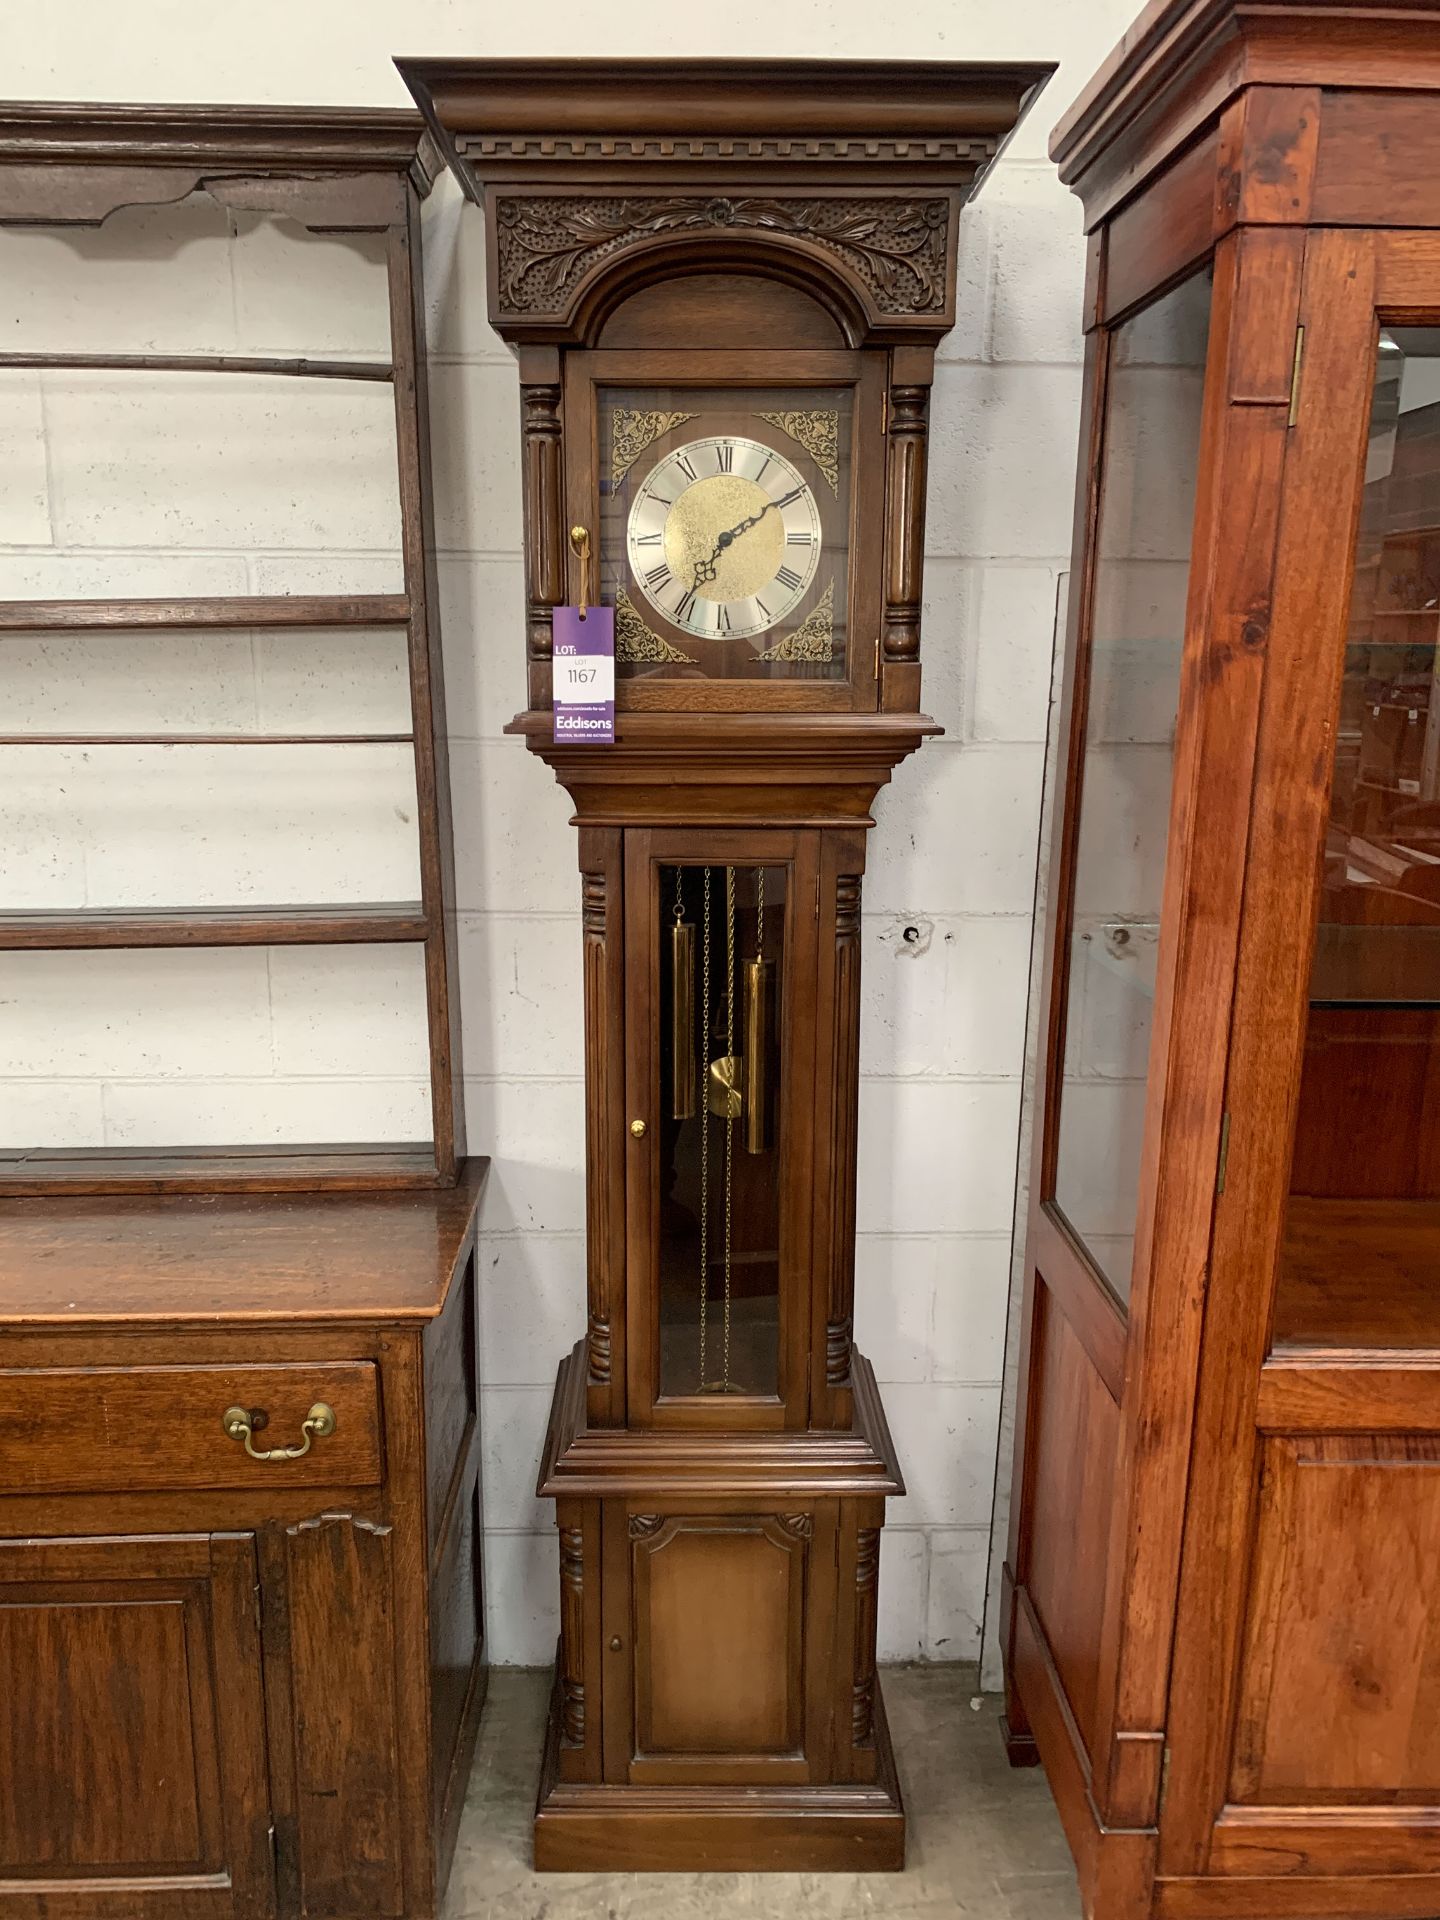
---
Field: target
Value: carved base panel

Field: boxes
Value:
[535,1662,905,1872]
[536,1343,902,1869]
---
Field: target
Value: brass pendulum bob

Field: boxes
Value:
[706,861,744,1122]
[742,867,772,1155]
[707,1051,743,1119]
[669,878,696,1122]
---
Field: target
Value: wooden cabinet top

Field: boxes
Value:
[0,1159,486,1328]
[1051,0,1440,232]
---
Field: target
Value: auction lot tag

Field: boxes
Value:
[553,605,616,744]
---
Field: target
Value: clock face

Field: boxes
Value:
[625,434,822,640]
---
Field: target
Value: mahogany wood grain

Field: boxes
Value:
[0,905,429,950]
[0,1144,445,1198]
[1208,1809,1440,1876]
[1091,225,1302,1828]
[0,731,412,746]
[1160,228,1379,1882]
[1031,1206,1126,1399]
[1103,127,1220,325]
[0,1361,381,1494]
[0,596,410,632]
[1228,1434,1440,1806]
[280,1514,404,1917]
[0,351,392,380]
[533,1664,905,1871]
[421,1254,477,1556]
[1152,1868,1440,1919]
[1003,317,1110,1771]
[0,1168,485,1325]
[578,827,628,1428]
[388,178,464,1184]
[1258,1361,1440,1433]
[628,1513,807,1776]
[597,275,846,352]
[0,1533,272,1920]
[1023,1289,1120,1761]
[1273,1198,1440,1351]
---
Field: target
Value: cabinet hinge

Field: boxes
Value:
[1287,325,1305,428]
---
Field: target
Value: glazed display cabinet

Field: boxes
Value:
[1003,3,1440,1918]
[401,57,1049,1870]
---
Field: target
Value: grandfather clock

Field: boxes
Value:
[401,57,1048,1872]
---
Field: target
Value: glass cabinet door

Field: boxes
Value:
[1049,268,1213,1304]
[1275,326,1440,1352]
[626,830,817,1425]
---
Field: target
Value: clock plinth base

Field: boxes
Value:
[534,1666,905,1873]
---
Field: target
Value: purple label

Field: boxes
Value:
[553,604,615,744]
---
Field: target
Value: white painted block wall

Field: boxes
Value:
[2,0,1140,1672]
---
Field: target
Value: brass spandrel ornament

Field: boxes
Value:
[757,580,835,663]
[756,409,840,494]
[611,408,696,486]
[613,585,696,664]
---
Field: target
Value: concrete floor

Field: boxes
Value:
[442,1665,1083,1919]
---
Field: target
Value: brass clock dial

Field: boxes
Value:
[625,434,822,640]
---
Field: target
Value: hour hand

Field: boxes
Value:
[691,503,774,587]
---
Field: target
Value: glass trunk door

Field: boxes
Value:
[624,828,818,1427]
[1273,323,1440,1354]
[1048,266,1214,1306]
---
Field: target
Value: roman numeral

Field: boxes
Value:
[776,486,804,508]
[674,589,698,625]
[647,493,674,508]
[634,532,662,546]
[716,604,731,633]
[756,598,771,622]
[786,531,812,545]
[644,563,672,590]
[716,442,734,473]
[675,452,697,482]
[755,454,772,483]
[776,565,803,592]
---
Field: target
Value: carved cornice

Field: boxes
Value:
[493,192,952,324]
[462,133,997,167]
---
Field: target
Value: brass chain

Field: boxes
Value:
[723,865,736,1391]
[698,867,711,1392]
[756,866,765,959]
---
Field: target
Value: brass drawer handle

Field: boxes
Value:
[222,1402,336,1462]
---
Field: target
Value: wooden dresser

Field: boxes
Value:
[0,1162,487,1920]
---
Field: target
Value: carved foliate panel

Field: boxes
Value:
[493,193,953,325]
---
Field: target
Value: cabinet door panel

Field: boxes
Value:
[275,1513,403,1920]
[0,1532,273,1920]
[1231,1435,1440,1805]
[614,1505,832,1786]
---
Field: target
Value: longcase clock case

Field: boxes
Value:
[1003,5,1440,1920]
[402,57,1049,1873]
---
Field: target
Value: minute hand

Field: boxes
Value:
[692,501,778,589]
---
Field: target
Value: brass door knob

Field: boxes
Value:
[630,1119,647,1138]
